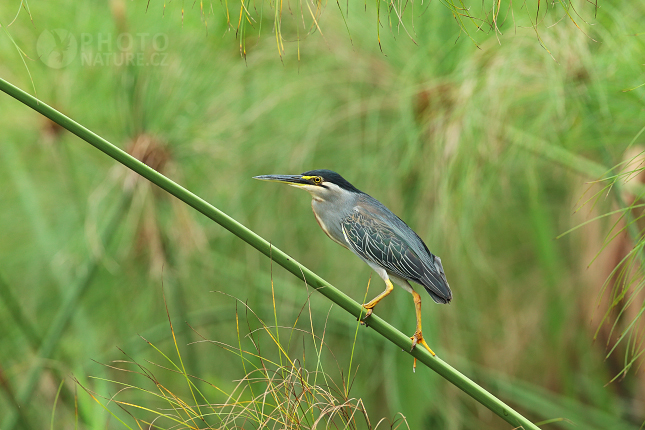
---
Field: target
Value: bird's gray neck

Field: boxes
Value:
[310,187,359,246]
[311,187,358,218]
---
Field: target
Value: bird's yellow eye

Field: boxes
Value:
[313,176,322,184]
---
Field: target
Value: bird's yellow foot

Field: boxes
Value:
[410,331,436,356]
[359,306,373,325]
[410,331,436,372]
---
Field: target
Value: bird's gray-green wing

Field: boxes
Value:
[340,209,451,304]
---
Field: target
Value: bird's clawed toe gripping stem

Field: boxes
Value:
[359,306,373,325]
[359,278,393,324]
[410,331,436,372]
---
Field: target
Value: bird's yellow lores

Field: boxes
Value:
[254,169,452,368]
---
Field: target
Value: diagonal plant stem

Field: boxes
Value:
[0,76,540,430]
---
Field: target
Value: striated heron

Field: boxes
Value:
[253,169,452,364]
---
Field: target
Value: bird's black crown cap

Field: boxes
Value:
[301,169,363,194]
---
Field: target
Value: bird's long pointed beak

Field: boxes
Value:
[252,174,309,186]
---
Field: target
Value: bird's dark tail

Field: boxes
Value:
[421,256,452,304]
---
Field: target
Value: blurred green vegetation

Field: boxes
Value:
[1,0,644,429]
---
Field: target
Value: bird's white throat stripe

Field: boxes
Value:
[313,205,332,238]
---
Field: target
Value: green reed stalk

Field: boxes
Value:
[0,76,540,430]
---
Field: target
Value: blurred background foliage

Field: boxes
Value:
[1,0,645,428]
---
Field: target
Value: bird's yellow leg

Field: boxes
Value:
[409,290,435,370]
[361,279,394,320]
